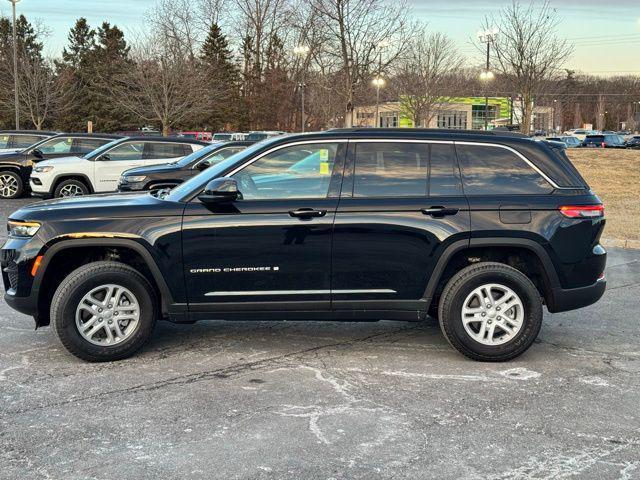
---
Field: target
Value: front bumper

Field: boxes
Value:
[4,290,37,316]
[117,181,145,192]
[547,276,606,313]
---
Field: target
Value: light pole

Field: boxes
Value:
[9,0,21,130]
[372,77,386,128]
[477,28,498,130]
[293,44,310,132]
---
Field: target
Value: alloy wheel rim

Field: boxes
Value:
[461,283,524,346]
[0,174,18,197]
[75,284,140,346]
[59,184,84,197]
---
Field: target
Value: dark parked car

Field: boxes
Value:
[546,136,581,148]
[582,134,627,148]
[0,133,122,199]
[0,130,57,154]
[118,141,253,192]
[625,136,640,149]
[2,129,606,362]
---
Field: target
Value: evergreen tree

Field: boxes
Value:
[199,23,241,131]
[60,18,95,69]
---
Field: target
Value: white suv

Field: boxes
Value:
[30,137,206,197]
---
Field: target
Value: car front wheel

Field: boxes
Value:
[51,261,158,362]
[438,262,543,362]
[0,171,23,198]
[54,179,89,198]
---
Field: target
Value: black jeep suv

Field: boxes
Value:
[1,129,606,362]
[0,133,122,199]
[118,140,253,192]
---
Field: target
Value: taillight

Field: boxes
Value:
[559,205,604,218]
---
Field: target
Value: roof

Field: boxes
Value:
[0,130,58,135]
[48,133,123,140]
[123,136,210,145]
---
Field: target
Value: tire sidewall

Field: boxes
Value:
[0,171,23,198]
[55,269,155,360]
[447,269,542,358]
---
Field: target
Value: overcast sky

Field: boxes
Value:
[4,0,640,75]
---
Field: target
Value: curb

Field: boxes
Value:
[601,238,640,250]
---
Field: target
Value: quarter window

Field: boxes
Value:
[12,135,46,148]
[456,144,552,195]
[231,143,339,200]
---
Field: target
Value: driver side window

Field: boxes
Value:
[231,143,339,200]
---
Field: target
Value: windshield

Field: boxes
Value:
[166,138,279,201]
[171,142,223,167]
[83,138,127,159]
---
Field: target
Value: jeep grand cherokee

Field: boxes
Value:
[1,129,606,362]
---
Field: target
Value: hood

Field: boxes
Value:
[124,162,183,176]
[9,192,185,222]
[35,155,84,167]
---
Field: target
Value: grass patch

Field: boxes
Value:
[567,149,640,241]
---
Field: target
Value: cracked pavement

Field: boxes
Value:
[1,198,639,479]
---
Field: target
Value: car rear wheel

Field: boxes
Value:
[438,262,543,362]
[54,179,89,198]
[51,261,158,362]
[0,171,23,198]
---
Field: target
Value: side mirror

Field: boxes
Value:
[97,153,111,161]
[194,160,210,172]
[198,177,239,204]
[32,148,43,159]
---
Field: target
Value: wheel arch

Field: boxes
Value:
[33,238,176,326]
[424,237,561,308]
[51,174,95,194]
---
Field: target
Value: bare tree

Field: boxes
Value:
[595,94,605,131]
[105,33,215,135]
[311,0,412,127]
[17,56,71,130]
[394,30,463,127]
[484,1,572,134]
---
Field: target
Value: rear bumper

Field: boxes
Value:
[547,277,606,313]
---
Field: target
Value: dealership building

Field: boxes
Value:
[353,97,554,131]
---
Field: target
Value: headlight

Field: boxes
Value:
[33,166,53,173]
[8,220,41,237]
[123,175,146,183]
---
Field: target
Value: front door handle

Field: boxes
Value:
[289,208,327,219]
[421,206,459,217]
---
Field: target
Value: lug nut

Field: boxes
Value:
[98,308,103,313]
[497,316,502,320]
[114,312,118,316]
[108,320,112,324]
[481,312,486,317]
[496,307,501,311]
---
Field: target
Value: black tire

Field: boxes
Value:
[438,262,543,362]
[0,170,23,199]
[51,261,158,362]
[54,178,89,198]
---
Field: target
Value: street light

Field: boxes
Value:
[477,27,498,131]
[8,0,21,130]
[372,77,386,128]
[293,44,310,132]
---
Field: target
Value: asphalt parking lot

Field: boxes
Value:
[1,198,639,479]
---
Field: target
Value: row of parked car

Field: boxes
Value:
[0,130,257,199]
[544,129,640,149]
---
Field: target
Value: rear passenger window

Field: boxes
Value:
[353,143,429,197]
[146,143,189,159]
[352,142,461,197]
[11,135,44,148]
[456,144,552,195]
[71,138,110,154]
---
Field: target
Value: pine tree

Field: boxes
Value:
[60,18,95,69]
[200,23,241,131]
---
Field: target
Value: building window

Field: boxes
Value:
[379,111,398,127]
[437,111,468,129]
[471,104,499,130]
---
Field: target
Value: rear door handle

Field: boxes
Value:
[289,208,327,218]
[421,206,459,217]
